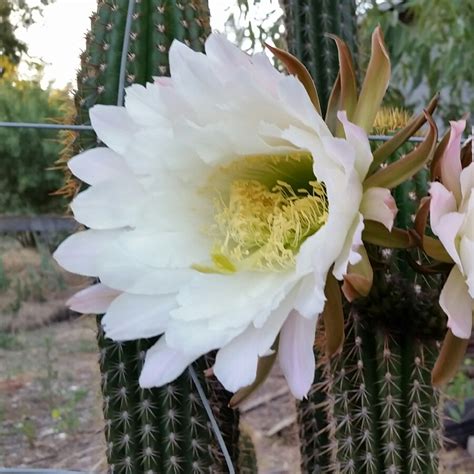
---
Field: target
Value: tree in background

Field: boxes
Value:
[358,0,473,122]
[0,64,70,213]
[0,0,68,214]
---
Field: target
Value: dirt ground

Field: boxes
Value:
[1,237,474,473]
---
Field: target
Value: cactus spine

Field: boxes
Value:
[281,0,358,114]
[282,3,447,472]
[72,2,239,472]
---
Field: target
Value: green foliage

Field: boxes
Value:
[51,387,89,433]
[359,0,474,121]
[0,331,23,350]
[445,359,474,422]
[0,79,70,213]
[0,258,9,291]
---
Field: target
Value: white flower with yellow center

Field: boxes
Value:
[55,33,397,399]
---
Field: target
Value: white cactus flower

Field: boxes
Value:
[54,33,395,399]
[429,120,474,340]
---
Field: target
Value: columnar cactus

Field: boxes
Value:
[281,0,358,114]
[71,2,239,473]
[281,3,448,473]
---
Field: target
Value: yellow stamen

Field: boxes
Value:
[196,152,328,273]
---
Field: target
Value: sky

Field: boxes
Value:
[16,0,282,89]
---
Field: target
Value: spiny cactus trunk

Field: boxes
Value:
[72,2,240,473]
[282,2,447,471]
[301,273,445,474]
[298,162,446,473]
[281,0,358,114]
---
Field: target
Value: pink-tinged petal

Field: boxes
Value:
[68,148,132,186]
[429,182,464,266]
[153,76,172,87]
[429,181,457,231]
[89,105,137,155]
[439,266,473,339]
[360,187,397,231]
[429,213,464,268]
[278,310,317,399]
[440,120,466,203]
[102,293,175,341]
[139,338,199,388]
[337,111,373,180]
[67,284,121,314]
[460,163,474,205]
[459,236,474,298]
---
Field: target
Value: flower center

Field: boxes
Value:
[194,152,328,273]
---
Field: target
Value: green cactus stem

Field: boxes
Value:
[281,0,358,114]
[69,2,240,473]
[283,3,448,466]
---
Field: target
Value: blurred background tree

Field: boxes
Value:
[0,60,69,214]
[358,0,473,123]
[0,0,67,215]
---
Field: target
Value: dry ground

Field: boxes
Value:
[1,237,473,473]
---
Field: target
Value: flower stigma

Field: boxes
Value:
[193,151,328,274]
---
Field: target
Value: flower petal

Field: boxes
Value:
[431,213,464,268]
[71,178,147,229]
[172,271,293,325]
[460,162,474,206]
[439,266,473,339]
[293,273,326,319]
[360,187,397,231]
[429,181,457,231]
[102,293,175,341]
[139,338,198,388]
[67,284,120,314]
[278,310,317,399]
[213,287,297,392]
[459,235,474,297]
[68,148,133,185]
[440,120,465,203]
[333,213,365,280]
[54,229,195,294]
[116,229,210,269]
[54,230,116,276]
[338,111,373,180]
[89,105,137,155]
